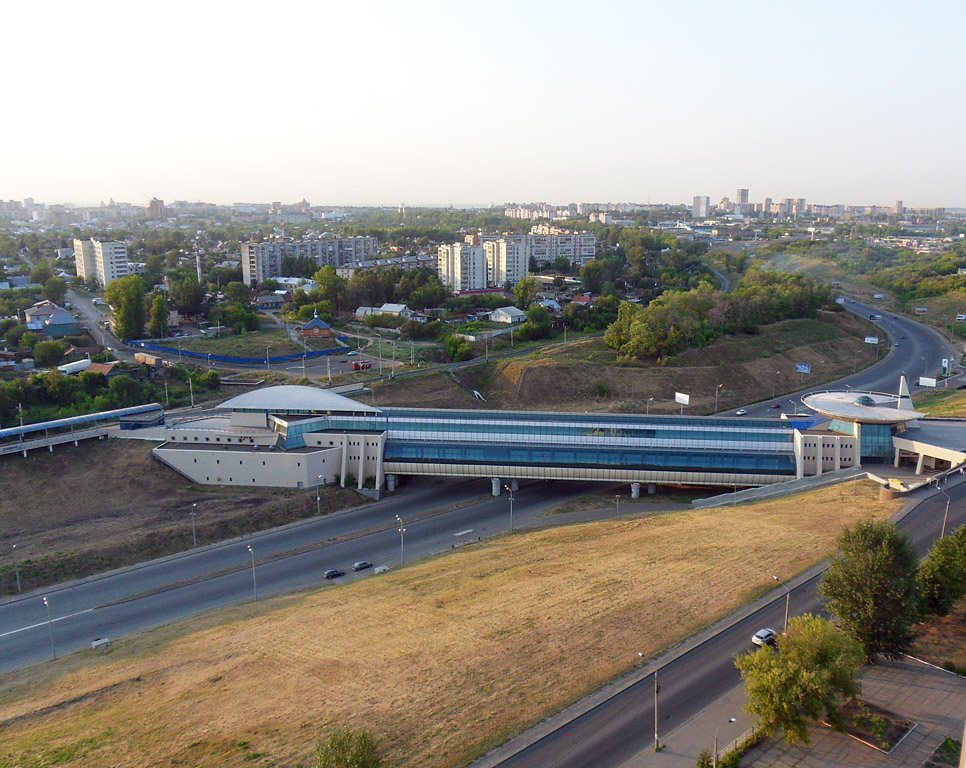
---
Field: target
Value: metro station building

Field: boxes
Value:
[152,379,966,496]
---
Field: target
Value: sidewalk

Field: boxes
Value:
[621,683,753,768]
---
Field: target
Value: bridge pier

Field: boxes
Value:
[386,474,397,492]
[491,477,501,496]
[509,479,519,492]
[631,482,641,498]
[648,482,657,495]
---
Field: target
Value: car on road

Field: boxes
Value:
[751,628,777,647]
[351,561,372,571]
[323,569,345,579]
[901,335,906,339]
[735,409,747,416]
[770,403,781,409]
[894,343,899,347]
[347,350,358,356]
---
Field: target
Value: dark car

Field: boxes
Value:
[770,403,781,409]
[351,561,373,571]
[324,569,345,579]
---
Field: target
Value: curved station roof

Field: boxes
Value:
[219,385,381,414]
[801,390,924,424]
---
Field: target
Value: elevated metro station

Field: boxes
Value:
[151,378,966,497]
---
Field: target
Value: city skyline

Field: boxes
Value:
[2,0,963,207]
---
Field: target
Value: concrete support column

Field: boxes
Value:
[357,444,365,489]
[815,436,824,476]
[834,438,841,471]
[647,482,656,495]
[339,433,348,488]
[491,477,501,496]
[48,444,53,452]
[631,482,641,499]
[375,433,385,492]
[509,479,519,492]
[894,448,901,468]
[915,453,925,475]
[386,474,397,492]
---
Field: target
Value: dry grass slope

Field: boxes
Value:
[0,482,900,768]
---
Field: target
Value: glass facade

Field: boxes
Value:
[859,423,895,461]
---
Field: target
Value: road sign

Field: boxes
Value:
[795,363,811,374]
[920,377,937,388]
[674,392,690,405]
[864,336,879,345]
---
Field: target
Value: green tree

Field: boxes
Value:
[444,335,472,362]
[19,331,40,350]
[917,531,966,617]
[33,340,66,367]
[224,281,252,305]
[735,614,863,745]
[42,276,68,304]
[149,294,169,339]
[518,303,551,341]
[169,278,206,317]
[513,274,538,309]
[819,519,920,661]
[315,726,381,768]
[29,259,53,285]
[104,274,147,341]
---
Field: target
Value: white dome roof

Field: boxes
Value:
[219,385,380,414]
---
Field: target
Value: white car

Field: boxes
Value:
[752,628,777,647]
[735,409,747,416]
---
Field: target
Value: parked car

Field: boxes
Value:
[770,403,781,409]
[735,409,747,416]
[323,569,345,580]
[373,565,390,574]
[352,561,372,571]
[347,350,358,356]
[751,628,777,647]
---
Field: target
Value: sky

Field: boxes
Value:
[2,0,964,208]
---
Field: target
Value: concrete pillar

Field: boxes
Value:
[647,482,656,495]
[815,436,823,476]
[630,482,641,499]
[834,438,841,471]
[386,474,397,492]
[48,444,53,452]
[491,477,501,496]
[340,433,348,488]
[509,479,519,492]
[894,447,901,468]
[915,453,925,475]
[375,433,385,492]
[357,443,365,489]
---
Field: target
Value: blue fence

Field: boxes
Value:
[126,336,350,365]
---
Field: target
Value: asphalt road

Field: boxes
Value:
[0,477,602,673]
[493,476,966,768]
[727,300,960,418]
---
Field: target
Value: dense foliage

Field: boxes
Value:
[818,519,920,662]
[604,268,834,360]
[736,614,863,745]
[917,525,966,617]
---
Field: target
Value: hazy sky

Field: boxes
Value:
[2,0,963,208]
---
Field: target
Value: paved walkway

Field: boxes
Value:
[621,656,965,768]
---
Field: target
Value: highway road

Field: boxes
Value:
[491,475,966,768]
[727,300,960,418]
[0,477,602,673]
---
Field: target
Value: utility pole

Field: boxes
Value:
[654,670,660,751]
[326,355,331,385]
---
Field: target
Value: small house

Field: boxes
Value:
[490,306,527,324]
[300,310,332,338]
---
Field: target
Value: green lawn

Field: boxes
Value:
[174,328,334,357]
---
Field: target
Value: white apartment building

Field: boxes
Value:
[437,243,486,292]
[73,238,129,287]
[241,237,379,284]
[527,225,597,267]
[484,236,529,286]
[692,196,710,219]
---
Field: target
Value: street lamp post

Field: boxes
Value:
[316,474,323,516]
[713,717,737,768]
[646,397,653,415]
[615,494,621,514]
[396,514,406,565]
[206,352,211,371]
[190,503,197,548]
[938,483,951,538]
[638,652,660,751]
[247,545,257,601]
[43,596,56,660]
[714,383,723,414]
[12,544,21,594]
[773,575,790,634]
[504,485,514,531]
[265,345,272,371]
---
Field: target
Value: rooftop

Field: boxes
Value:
[218,385,380,415]
[801,390,924,424]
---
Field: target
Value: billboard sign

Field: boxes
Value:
[795,363,811,374]
[873,293,884,299]
[674,392,690,405]
[864,336,879,345]
[919,377,937,388]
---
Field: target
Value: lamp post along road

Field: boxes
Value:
[43,596,56,660]
[396,515,406,565]
[939,483,952,538]
[12,544,21,594]
[247,545,257,601]
[714,383,723,414]
[503,485,514,531]
[190,503,197,548]
[316,475,323,516]
[713,717,736,768]
[774,575,790,634]
[265,345,272,371]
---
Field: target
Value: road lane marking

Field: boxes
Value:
[0,608,94,638]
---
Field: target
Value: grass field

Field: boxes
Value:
[912,593,966,672]
[912,388,966,417]
[0,481,900,768]
[176,327,339,358]
[0,440,360,594]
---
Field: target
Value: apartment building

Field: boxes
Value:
[527,225,597,267]
[437,242,486,292]
[73,238,129,287]
[484,235,528,286]
[692,196,710,219]
[241,237,379,284]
